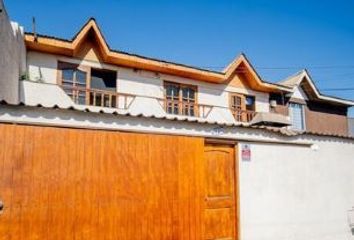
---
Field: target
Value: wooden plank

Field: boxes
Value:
[203,144,237,240]
[0,123,205,240]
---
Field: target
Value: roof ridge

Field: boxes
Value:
[278,69,306,84]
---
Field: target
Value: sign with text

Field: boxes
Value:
[241,144,251,161]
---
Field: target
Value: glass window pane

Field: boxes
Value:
[289,103,305,130]
[182,88,189,98]
[167,105,173,114]
[78,95,86,105]
[166,84,179,98]
[232,96,242,110]
[62,69,74,81]
[245,96,254,106]
[91,69,117,91]
[190,108,195,117]
[76,70,87,86]
[183,105,188,115]
[182,87,195,100]
[111,96,117,108]
[95,94,102,107]
[173,103,179,114]
[189,89,195,99]
[103,95,110,107]
[245,96,255,111]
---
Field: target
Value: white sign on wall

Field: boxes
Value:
[241,144,251,161]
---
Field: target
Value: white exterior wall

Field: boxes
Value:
[239,140,354,240]
[291,85,309,101]
[0,0,26,104]
[0,105,353,240]
[26,51,271,124]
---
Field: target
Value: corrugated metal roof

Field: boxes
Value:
[1,99,353,140]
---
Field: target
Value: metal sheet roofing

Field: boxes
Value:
[0,99,353,140]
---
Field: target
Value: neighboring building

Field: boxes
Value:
[274,70,352,136]
[0,0,25,104]
[349,118,354,137]
[0,4,354,240]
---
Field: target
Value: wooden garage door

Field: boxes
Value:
[0,124,206,240]
[204,144,237,240]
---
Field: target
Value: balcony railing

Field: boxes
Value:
[160,99,213,118]
[61,85,256,122]
[231,109,256,123]
[61,86,135,110]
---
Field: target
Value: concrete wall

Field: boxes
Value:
[239,140,354,240]
[26,51,271,124]
[0,0,26,104]
[0,105,353,240]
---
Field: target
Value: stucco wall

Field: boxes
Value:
[0,0,26,104]
[0,105,353,240]
[26,51,271,122]
[239,140,354,240]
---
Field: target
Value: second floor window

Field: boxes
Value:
[164,82,197,117]
[230,94,255,122]
[289,103,305,130]
[58,61,118,108]
[61,64,87,105]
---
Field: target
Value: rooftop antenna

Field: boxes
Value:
[32,17,38,42]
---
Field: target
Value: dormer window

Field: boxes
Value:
[89,68,117,107]
[58,61,119,108]
[59,62,88,105]
[230,94,255,122]
[164,82,197,117]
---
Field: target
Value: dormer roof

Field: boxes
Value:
[25,18,291,93]
[279,69,354,106]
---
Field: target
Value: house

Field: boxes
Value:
[275,70,352,136]
[0,2,354,240]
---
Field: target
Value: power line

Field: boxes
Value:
[321,87,354,92]
[197,65,354,70]
[257,65,354,70]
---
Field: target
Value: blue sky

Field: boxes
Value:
[5,0,354,116]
